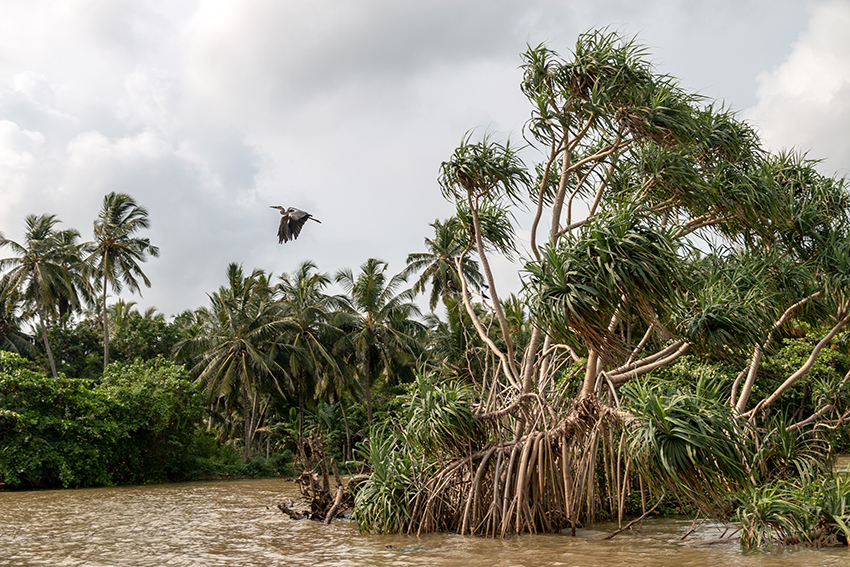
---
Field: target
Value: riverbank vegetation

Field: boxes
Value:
[2,28,850,550]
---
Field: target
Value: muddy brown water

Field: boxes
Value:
[2,478,849,566]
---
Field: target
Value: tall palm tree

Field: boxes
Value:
[0,215,84,376]
[404,217,484,311]
[336,258,425,422]
[275,261,348,448]
[85,192,159,369]
[174,263,291,461]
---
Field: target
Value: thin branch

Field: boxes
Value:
[609,340,687,377]
[603,494,664,540]
[625,323,654,366]
[529,137,565,262]
[787,368,850,432]
[609,342,690,384]
[736,291,821,412]
[747,311,850,418]
[454,255,520,388]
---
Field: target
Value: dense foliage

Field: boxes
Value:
[2,26,850,551]
[0,352,292,488]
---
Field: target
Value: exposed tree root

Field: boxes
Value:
[404,394,632,536]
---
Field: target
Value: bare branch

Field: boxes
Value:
[747,311,850,418]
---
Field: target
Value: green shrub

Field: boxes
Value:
[100,356,203,483]
[0,351,121,487]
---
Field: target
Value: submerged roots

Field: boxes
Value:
[402,394,629,536]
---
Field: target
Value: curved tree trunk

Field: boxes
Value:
[39,310,58,378]
[102,268,110,370]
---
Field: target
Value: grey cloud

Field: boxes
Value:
[1,0,836,319]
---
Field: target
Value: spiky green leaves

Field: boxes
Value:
[521,30,701,149]
[526,203,684,352]
[401,371,482,457]
[439,134,530,204]
[87,192,159,296]
[624,376,755,516]
[0,214,85,320]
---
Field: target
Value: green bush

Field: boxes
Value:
[100,356,204,483]
[0,351,297,488]
[0,351,120,487]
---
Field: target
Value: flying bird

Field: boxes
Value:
[270,206,321,244]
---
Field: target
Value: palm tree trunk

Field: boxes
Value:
[39,310,58,378]
[338,394,352,461]
[298,381,305,449]
[364,349,372,422]
[102,268,110,370]
[242,378,255,462]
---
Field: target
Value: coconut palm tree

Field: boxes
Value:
[0,215,85,376]
[174,263,291,461]
[85,192,159,369]
[336,259,425,422]
[404,217,484,311]
[275,261,349,449]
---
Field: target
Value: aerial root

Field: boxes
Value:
[405,394,632,536]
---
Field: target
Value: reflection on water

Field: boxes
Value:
[1,478,849,566]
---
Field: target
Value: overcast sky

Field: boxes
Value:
[1,0,848,318]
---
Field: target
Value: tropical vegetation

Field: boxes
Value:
[2,28,850,551]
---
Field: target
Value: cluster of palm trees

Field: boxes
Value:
[0,184,504,465]
[172,255,484,462]
[0,193,159,377]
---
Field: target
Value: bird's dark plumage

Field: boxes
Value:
[270,206,321,243]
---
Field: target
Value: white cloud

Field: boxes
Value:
[745,0,850,175]
[0,120,45,209]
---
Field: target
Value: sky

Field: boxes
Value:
[1,0,848,318]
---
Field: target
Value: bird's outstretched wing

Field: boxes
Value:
[287,209,310,241]
[272,206,320,244]
[278,214,293,243]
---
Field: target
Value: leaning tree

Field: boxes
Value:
[355,29,850,536]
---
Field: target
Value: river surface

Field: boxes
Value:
[2,477,849,567]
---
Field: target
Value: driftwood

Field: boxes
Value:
[324,485,346,525]
[279,438,355,523]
